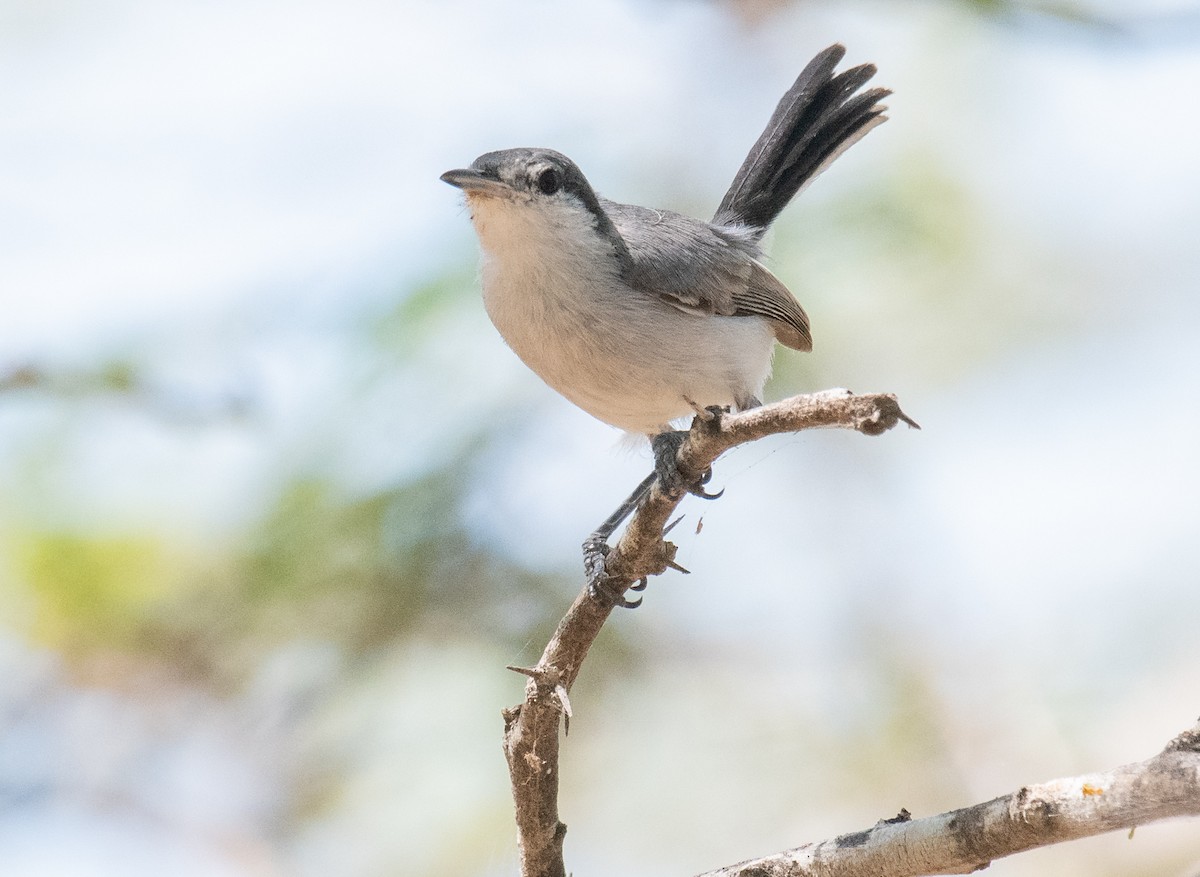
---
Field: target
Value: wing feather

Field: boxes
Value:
[735,261,812,351]
[608,201,811,350]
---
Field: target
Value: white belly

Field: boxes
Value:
[469,194,775,435]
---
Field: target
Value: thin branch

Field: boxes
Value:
[501,389,918,877]
[602,389,919,596]
[499,389,1199,877]
[697,722,1200,877]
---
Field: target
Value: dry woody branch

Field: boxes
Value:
[502,389,918,877]
[497,388,1199,877]
[699,722,1200,877]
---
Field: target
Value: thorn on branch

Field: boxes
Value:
[506,665,572,708]
[505,665,576,733]
[555,684,572,735]
[682,395,722,422]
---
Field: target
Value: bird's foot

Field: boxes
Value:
[583,536,646,609]
[651,430,723,500]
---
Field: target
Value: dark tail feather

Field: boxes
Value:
[713,44,889,233]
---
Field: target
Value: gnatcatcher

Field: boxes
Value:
[442,44,889,605]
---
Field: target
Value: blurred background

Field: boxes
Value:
[1,0,1199,874]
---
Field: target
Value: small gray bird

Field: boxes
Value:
[442,45,889,602]
[443,44,886,442]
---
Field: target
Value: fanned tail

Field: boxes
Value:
[713,44,889,234]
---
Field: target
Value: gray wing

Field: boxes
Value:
[607,200,812,351]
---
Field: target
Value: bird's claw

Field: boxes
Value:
[652,430,724,500]
[588,574,643,609]
[688,466,724,500]
[583,537,643,609]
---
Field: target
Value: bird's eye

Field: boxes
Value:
[536,168,561,195]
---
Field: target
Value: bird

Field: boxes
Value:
[441,44,889,604]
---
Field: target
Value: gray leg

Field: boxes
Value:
[583,471,657,608]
